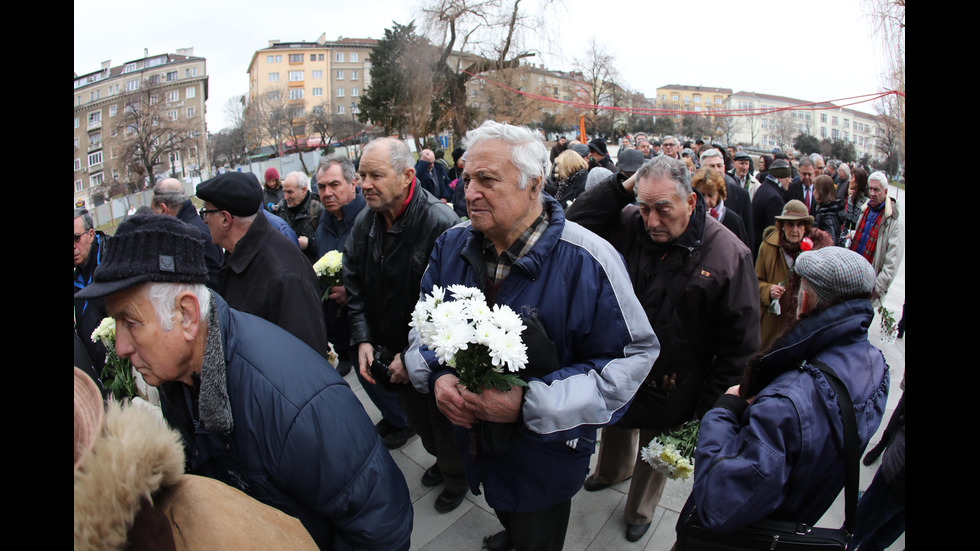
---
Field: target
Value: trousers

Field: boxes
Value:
[593,425,667,524]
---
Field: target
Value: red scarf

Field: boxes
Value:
[850,201,885,262]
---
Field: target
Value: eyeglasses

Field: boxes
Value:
[199,207,224,220]
[73,232,88,244]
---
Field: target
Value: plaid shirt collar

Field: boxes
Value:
[482,210,549,284]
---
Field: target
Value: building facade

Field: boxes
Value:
[655,84,732,119]
[73,49,208,208]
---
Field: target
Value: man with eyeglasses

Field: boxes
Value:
[74,207,110,367]
[197,172,329,358]
[660,136,680,159]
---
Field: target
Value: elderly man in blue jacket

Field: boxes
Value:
[76,214,412,551]
[407,121,659,551]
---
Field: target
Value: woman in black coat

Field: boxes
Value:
[812,175,845,241]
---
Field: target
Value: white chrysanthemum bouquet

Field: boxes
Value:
[313,250,344,302]
[91,317,138,400]
[639,420,699,480]
[411,285,528,393]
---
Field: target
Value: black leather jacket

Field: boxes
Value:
[343,182,459,354]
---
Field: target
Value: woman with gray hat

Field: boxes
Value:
[755,200,834,349]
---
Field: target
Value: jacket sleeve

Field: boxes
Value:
[564,173,632,238]
[343,226,373,347]
[520,231,659,442]
[875,212,904,299]
[756,242,777,309]
[406,233,457,393]
[699,246,761,417]
[693,393,800,533]
[278,384,412,550]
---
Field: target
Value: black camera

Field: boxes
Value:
[369,346,401,390]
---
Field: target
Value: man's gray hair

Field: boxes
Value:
[661,135,678,145]
[809,153,825,165]
[365,138,414,174]
[699,147,722,164]
[74,208,94,231]
[635,155,692,199]
[145,282,210,331]
[317,154,356,184]
[799,158,814,169]
[461,120,548,190]
[152,180,187,211]
[285,171,310,191]
[868,171,888,187]
[837,163,850,179]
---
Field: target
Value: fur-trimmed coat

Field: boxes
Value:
[74,401,316,550]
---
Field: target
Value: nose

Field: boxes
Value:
[115,324,135,359]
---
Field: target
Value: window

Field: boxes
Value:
[185,87,195,98]
[268,90,281,100]
[820,113,827,123]
[831,129,839,140]
[289,88,304,100]
[167,90,179,102]
[672,94,679,102]
[844,118,850,128]
[168,110,178,121]
[186,107,195,118]
[110,147,118,159]
[350,70,358,80]
[336,70,344,80]
[150,95,159,105]
[75,180,83,192]
[74,117,79,129]
[90,90,100,102]
[337,105,345,114]
[267,55,274,63]
[336,53,344,62]
[166,71,177,81]
[336,87,344,97]
[290,107,305,118]
[288,70,304,81]
[693,95,701,103]
[88,151,103,166]
[124,62,137,73]
[312,87,323,96]
[112,169,119,180]
[318,54,324,61]
[74,137,80,150]
[276,55,282,63]
[832,116,839,126]
[126,79,139,91]
[715,97,722,104]
[351,87,359,97]
[88,111,101,126]
[312,105,323,114]
[269,72,280,82]
[350,53,358,62]
[289,54,303,63]
[352,104,359,114]
[170,151,181,164]
[74,159,81,171]
[312,70,323,79]
[189,146,198,158]
[185,67,198,77]
[90,173,104,189]
[109,105,117,117]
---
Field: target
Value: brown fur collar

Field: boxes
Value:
[74,401,184,550]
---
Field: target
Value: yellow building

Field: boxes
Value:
[655,84,732,120]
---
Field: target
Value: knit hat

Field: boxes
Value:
[264,167,280,182]
[587,138,608,157]
[775,200,814,224]
[795,246,876,303]
[617,149,646,174]
[197,172,263,216]
[73,214,208,300]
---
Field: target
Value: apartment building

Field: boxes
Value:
[73,49,208,207]
[655,84,732,118]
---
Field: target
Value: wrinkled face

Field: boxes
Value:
[282,177,307,208]
[839,167,848,180]
[734,159,750,178]
[636,177,696,244]
[868,179,888,207]
[781,219,806,244]
[702,155,725,175]
[74,216,94,267]
[463,140,539,242]
[779,176,792,190]
[814,160,826,173]
[701,189,720,209]
[661,140,678,157]
[105,284,193,387]
[358,144,413,213]
[799,165,814,186]
[201,201,228,247]
[638,141,651,156]
[317,163,356,215]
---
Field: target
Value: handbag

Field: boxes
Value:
[676,361,859,551]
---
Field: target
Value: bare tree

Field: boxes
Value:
[225,95,262,164]
[114,80,195,190]
[251,87,292,158]
[574,39,619,117]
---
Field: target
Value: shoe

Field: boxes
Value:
[421,464,444,487]
[434,488,467,513]
[583,475,611,492]
[375,418,393,437]
[336,360,352,377]
[625,522,651,542]
[382,424,415,449]
[484,529,513,551]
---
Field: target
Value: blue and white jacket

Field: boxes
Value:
[407,195,659,512]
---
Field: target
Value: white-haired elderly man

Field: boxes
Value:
[406,121,659,551]
[849,171,904,302]
[278,171,324,264]
[74,214,412,550]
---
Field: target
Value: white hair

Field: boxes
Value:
[699,148,723,164]
[868,171,888,187]
[145,282,210,331]
[461,120,548,190]
[285,171,310,191]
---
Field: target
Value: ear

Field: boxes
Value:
[686,192,697,214]
[404,167,416,188]
[528,176,542,196]
[175,291,202,342]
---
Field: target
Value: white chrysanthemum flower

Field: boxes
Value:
[490,304,525,333]
[91,317,116,343]
[431,300,467,331]
[448,284,484,302]
[487,331,528,372]
[464,299,492,323]
[430,323,473,365]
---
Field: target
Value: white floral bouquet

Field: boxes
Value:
[411,285,528,393]
[313,250,344,302]
[639,419,699,480]
[91,317,138,400]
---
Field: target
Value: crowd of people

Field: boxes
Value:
[74,122,905,550]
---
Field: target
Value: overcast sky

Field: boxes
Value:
[74,0,892,131]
